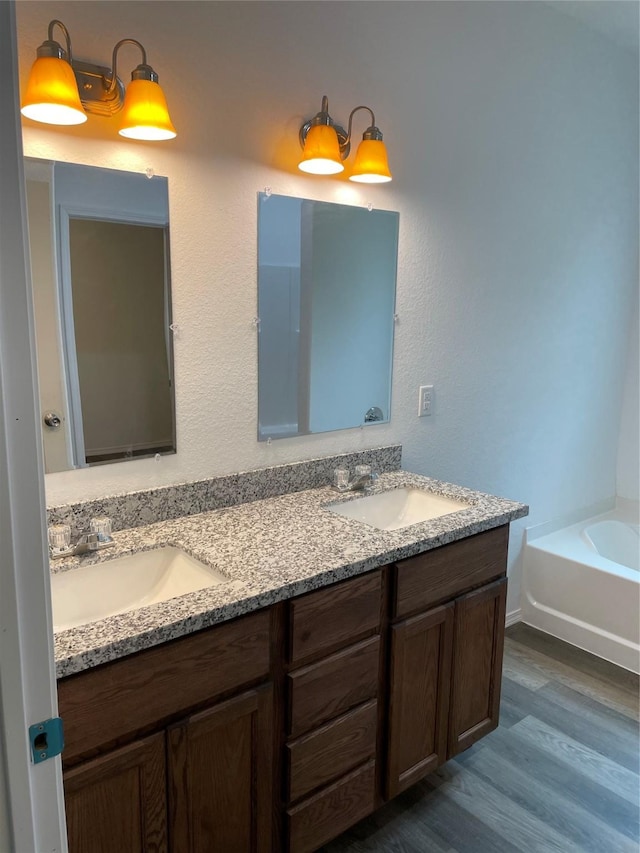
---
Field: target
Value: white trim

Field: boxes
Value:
[505,608,522,628]
[56,206,85,466]
[0,4,67,850]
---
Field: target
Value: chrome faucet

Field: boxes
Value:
[48,518,115,560]
[332,466,379,494]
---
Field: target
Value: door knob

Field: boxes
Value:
[43,412,62,429]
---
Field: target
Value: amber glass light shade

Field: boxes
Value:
[349,139,392,183]
[298,124,344,175]
[118,79,177,141]
[21,56,87,126]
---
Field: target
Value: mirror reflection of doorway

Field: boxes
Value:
[65,217,174,466]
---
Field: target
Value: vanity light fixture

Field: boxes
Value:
[298,95,392,183]
[21,20,177,141]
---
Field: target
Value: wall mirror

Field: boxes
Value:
[257,193,399,441]
[24,159,175,473]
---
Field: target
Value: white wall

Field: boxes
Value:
[617,288,639,502]
[16,1,638,614]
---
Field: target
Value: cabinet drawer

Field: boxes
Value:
[289,570,382,664]
[287,699,377,802]
[394,526,508,619]
[288,635,380,738]
[59,609,271,764]
[287,759,376,853]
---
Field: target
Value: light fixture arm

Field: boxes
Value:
[345,105,384,145]
[107,38,154,95]
[37,19,73,61]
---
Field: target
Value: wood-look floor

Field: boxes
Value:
[322,623,640,853]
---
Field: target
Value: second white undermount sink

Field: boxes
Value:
[51,546,227,632]
[327,487,470,531]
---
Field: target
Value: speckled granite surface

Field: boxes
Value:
[47,445,402,535]
[53,471,528,679]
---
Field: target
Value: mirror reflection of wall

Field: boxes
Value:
[24,159,176,473]
[258,193,399,441]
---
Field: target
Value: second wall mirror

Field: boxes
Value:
[257,192,399,441]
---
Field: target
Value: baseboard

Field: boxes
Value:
[505,608,522,628]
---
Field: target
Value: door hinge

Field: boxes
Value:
[29,717,64,764]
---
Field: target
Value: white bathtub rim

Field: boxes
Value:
[522,502,640,675]
[521,604,640,675]
[529,538,638,583]
[581,519,639,572]
[524,497,615,544]
[525,497,638,545]
[527,511,639,583]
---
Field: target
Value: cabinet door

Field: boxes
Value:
[448,577,507,757]
[168,683,273,853]
[386,603,454,798]
[64,732,167,853]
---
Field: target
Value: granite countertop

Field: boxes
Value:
[53,471,528,678]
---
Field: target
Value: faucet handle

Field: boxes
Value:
[333,468,350,491]
[364,471,379,493]
[90,516,113,543]
[48,524,72,556]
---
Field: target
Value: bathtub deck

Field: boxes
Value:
[322,623,639,853]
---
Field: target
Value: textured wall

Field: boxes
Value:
[16,1,638,613]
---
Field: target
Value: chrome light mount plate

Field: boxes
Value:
[72,60,125,117]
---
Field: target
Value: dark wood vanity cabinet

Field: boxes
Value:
[59,608,273,853]
[168,684,273,853]
[447,577,507,756]
[64,732,167,853]
[58,524,510,853]
[284,570,383,853]
[386,603,454,798]
[385,526,508,799]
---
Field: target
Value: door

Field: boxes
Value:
[0,2,68,850]
[386,603,454,798]
[448,577,507,757]
[64,733,167,853]
[168,684,273,853]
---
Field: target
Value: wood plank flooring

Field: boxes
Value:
[322,623,639,853]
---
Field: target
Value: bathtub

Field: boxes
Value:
[522,506,639,674]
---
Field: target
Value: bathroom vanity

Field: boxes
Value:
[52,468,525,853]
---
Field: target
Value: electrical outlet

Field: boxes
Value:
[418,385,433,417]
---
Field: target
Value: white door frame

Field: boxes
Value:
[0,2,68,850]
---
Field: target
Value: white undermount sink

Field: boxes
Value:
[327,487,470,531]
[51,546,227,631]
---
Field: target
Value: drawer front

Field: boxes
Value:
[394,526,508,619]
[289,570,382,664]
[287,760,376,853]
[287,699,377,803]
[288,635,380,738]
[59,609,271,764]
